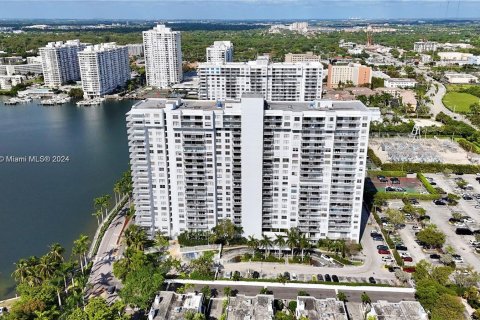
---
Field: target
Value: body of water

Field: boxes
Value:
[0,98,135,299]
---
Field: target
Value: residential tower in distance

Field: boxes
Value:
[327,62,372,89]
[78,42,130,99]
[284,52,321,63]
[143,24,183,88]
[206,41,234,63]
[126,95,380,241]
[197,55,323,102]
[39,40,86,87]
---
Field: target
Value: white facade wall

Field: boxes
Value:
[206,41,234,63]
[39,40,85,87]
[384,78,417,89]
[143,25,183,88]
[78,43,130,99]
[413,41,438,53]
[197,57,323,102]
[0,75,24,89]
[126,43,144,57]
[126,97,379,242]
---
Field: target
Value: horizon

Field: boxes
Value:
[1,0,480,20]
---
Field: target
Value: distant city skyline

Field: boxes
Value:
[1,0,480,20]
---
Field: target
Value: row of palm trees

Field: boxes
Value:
[91,170,133,226]
[246,228,312,261]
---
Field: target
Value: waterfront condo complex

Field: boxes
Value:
[78,42,131,99]
[197,55,323,102]
[143,24,183,88]
[39,40,86,87]
[127,95,380,241]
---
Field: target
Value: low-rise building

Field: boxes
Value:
[438,52,474,65]
[377,87,417,111]
[366,300,428,320]
[225,294,274,320]
[468,56,480,65]
[284,51,321,63]
[327,63,372,89]
[0,75,24,89]
[413,41,438,53]
[296,297,348,320]
[445,72,478,84]
[0,56,24,65]
[0,63,43,76]
[26,56,42,64]
[147,291,205,320]
[384,78,417,89]
[420,54,432,64]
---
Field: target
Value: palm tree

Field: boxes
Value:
[92,209,102,226]
[73,234,90,273]
[246,236,259,253]
[154,231,169,250]
[113,181,122,204]
[286,228,299,258]
[298,233,310,262]
[37,254,56,281]
[274,234,286,259]
[124,225,148,251]
[260,234,273,256]
[12,258,29,284]
[101,194,111,219]
[48,243,65,266]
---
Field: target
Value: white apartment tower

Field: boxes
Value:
[143,25,183,88]
[127,95,380,242]
[39,40,86,87]
[78,43,130,99]
[413,41,438,53]
[197,56,323,102]
[206,41,234,63]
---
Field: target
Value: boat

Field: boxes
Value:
[76,98,104,107]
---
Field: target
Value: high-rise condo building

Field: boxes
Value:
[206,41,234,63]
[39,40,86,87]
[327,63,372,89]
[143,25,183,88]
[413,41,438,53]
[197,56,323,102]
[78,43,130,99]
[126,95,380,242]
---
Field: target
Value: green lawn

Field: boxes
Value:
[442,92,480,113]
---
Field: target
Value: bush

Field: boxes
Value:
[457,138,480,154]
[373,192,441,201]
[417,173,439,194]
[393,249,404,267]
[369,170,407,177]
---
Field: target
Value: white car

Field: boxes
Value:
[412,226,422,231]
[382,255,393,261]
[452,255,464,263]
[400,252,411,258]
[291,273,298,280]
[469,240,480,246]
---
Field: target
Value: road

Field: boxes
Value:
[86,205,130,303]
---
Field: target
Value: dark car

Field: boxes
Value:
[377,245,389,250]
[378,249,391,255]
[107,286,116,294]
[368,277,376,284]
[388,266,401,272]
[434,200,447,205]
[402,256,413,262]
[380,217,389,223]
[252,271,260,279]
[419,215,431,221]
[430,181,437,186]
[324,274,332,282]
[455,172,464,175]
[408,198,419,205]
[456,228,474,235]
[332,275,339,282]
[449,218,462,224]
[396,245,408,251]
[386,186,396,192]
[371,232,382,238]
[316,274,324,282]
[377,175,388,182]
[430,254,441,260]
[283,272,290,280]
[463,195,473,200]
[373,236,384,241]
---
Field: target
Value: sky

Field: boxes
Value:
[0,0,480,20]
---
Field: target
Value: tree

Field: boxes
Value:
[385,208,406,228]
[286,228,299,258]
[247,235,259,253]
[395,269,410,283]
[68,88,84,99]
[470,102,480,115]
[223,286,232,297]
[154,231,169,250]
[124,224,148,251]
[119,264,164,310]
[211,219,242,245]
[337,292,348,302]
[200,285,211,300]
[189,251,215,279]
[92,209,102,226]
[275,234,286,258]
[416,225,445,248]
[361,292,371,305]
[453,267,480,287]
[73,234,90,273]
[260,234,273,256]
[430,294,465,320]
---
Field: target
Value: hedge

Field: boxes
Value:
[373,192,441,201]
[417,173,439,194]
[372,209,403,267]
[368,170,407,177]
[382,162,480,174]
[457,138,480,154]
[368,148,383,167]
[392,249,404,267]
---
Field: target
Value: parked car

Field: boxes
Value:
[396,245,408,251]
[324,274,332,282]
[368,277,377,284]
[391,177,400,184]
[412,225,422,231]
[107,286,116,294]
[252,271,260,279]
[456,228,474,235]
[402,256,413,262]
[452,254,464,263]
[378,249,391,255]
[463,195,473,200]
[371,232,382,238]
[434,200,447,205]
[469,240,480,246]
[332,275,339,282]
[225,271,232,279]
[419,215,431,221]
[291,273,298,281]
[316,274,324,282]
[377,245,389,250]
[373,236,384,241]
[430,254,441,260]
[283,272,290,280]
[388,266,401,272]
[408,198,419,205]
[377,175,388,182]
[455,172,464,175]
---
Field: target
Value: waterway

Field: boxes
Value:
[0,98,135,299]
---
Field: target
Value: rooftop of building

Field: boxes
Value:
[368,300,428,320]
[445,72,478,78]
[42,39,83,48]
[148,291,204,320]
[198,55,322,67]
[79,42,126,53]
[385,78,417,82]
[226,294,274,320]
[145,24,180,33]
[296,297,348,320]
[130,95,371,113]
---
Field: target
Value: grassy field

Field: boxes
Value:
[442,91,479,113]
